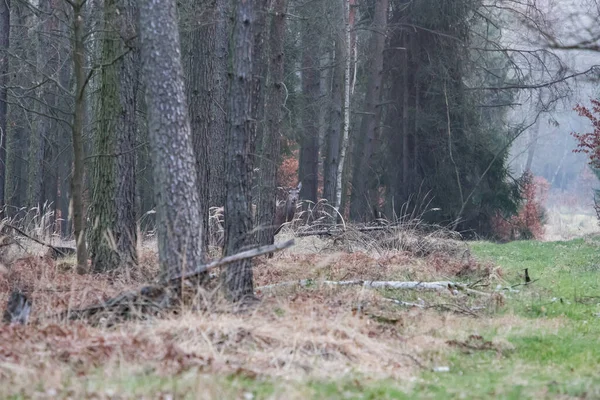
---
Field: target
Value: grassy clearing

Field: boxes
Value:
[1,229,599,399]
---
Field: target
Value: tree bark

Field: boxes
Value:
[139,0,204,278]
[350,0,388,221]
[115,0,139,269]
[181,0,213,257]
[71,0,89,273]
[88,0,119,272]
[257,0,287,249]
[335,0,352,213]
[297,10,320,203]
[323,33,344,205]
[0,0,9,210]
[222,0,256,302]
[209,0,230,208]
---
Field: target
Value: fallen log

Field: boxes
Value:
[256,279,490,296]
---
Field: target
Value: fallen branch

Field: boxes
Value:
[18,240,297,326]
[384,298,425,308]
[3,224,74,258]
[295,225,400,237]
[256,279,478,293]
[167,239,295,283]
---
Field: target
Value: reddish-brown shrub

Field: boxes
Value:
[277,149,299,188]
[491,172,549,241]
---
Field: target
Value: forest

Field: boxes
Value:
[0,0,599,398]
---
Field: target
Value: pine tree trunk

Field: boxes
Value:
[350,0,388,221]
[209,0,230,208]
[297,11,320,203]
[181,0,213,257]
[139,0,204,278]
[71,0,89,273]
[257,0,287,248]
[88,0,119,272]
[222,0,257,302]
[0,0,9,210]
[115,0,139,269]
[323,36,344,205]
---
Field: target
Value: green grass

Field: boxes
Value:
[413,237,600,400]
[472,238,600,322]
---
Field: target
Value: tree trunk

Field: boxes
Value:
[249,0,268,220]
[139,0,204,278]
[257,0,287,249]
[209,0,229,208]
[323,35,343,205]
[115,0,139,270]
[350,0,388,221]
[71,0,89,273]
[401,34,409,200]
[88,0,119,272]
[0,0,9,210]
[335,0,352,213]
[297,11,320,203]
[222,0,256,302]
[524,119,540,173]
[182,0,213,257]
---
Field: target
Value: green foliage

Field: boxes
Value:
[379,0,520,235]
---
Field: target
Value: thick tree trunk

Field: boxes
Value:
[182,0,213,257]
[139,0,204,278]
[350,0,388,221]
[114,0,139,270]
[297,13,320,203]
[88,0,119,272]
[257,0,287,249]
[209,0,230,208]
[71,0,89,273]
[401,34,409,199]
[222,0,256,302]
[0,0,9,210]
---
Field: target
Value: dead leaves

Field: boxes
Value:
[0,323,210,378]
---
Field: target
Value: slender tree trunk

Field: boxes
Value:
[182,0,213,257]
[88,0,119,272]
[28,3,53,211]
[209,0,230,208]
[350,0,388,221]
[114,0,139,269]
[335,0,352,213]
[524,119,540,172]
[71,0,89,273]
[0,0,10,210]
[297,12,320,203]
[222,0,256,302]
[323,36,343,204]
[139,0,204,278]
[257,0,287,249]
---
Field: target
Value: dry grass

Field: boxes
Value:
[0,223,517,397]
[543,207,600,241]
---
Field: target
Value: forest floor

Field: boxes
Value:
[0,220,599,399]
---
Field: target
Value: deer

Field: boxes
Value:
[274,182,302,235]
[208,182,301,246]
